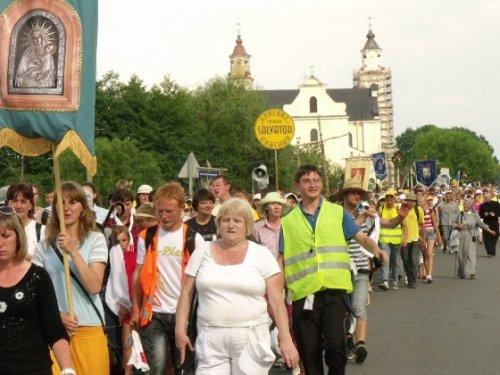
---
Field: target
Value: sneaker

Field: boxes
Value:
[378,281,389,291]
[404,276,408,285]
[355,342,368,364]
[426,275,433,284]
[391,284,399,290]
[346,336,355,360]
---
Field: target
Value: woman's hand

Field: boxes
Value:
[175,329,194,364]
[60,312,79,335]
[57,230,78,257]
[279,335,299,370]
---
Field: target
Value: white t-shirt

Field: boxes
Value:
[25,219,46,257]
[136,225,205,314]
[186,241,281,327]
[105,244,132,316]
[33,231,108,326]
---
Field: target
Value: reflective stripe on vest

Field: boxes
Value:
[282,202,352,301]
[379,205,402,244]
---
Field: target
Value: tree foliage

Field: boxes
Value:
[396,125,500,183]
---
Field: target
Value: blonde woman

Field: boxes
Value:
[34,182,109,374]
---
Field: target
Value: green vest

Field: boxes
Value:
[379,205,403,244]
[282,202,352,301]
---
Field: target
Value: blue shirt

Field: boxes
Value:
[279,199,360,254]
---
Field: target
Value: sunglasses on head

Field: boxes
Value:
[0,206,16,215]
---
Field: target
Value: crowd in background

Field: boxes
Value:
[1,172,499,375]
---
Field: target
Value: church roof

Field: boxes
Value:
[363,29,381,50]
[229,34,250,58]
[261,87,379,121]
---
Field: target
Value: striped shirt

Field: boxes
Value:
[348,212,379,272]
[253,219,281,259]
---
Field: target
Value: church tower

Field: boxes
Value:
[228,31,253,90]
[353,24,396,185]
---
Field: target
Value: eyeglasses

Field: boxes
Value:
[0,206,16,215]
[300,178,322,185]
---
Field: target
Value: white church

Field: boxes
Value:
[228,27,397,185]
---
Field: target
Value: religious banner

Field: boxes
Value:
[0,0,98,174]
[344,157,373,190]
[415,160,437,187]
[372,152,387,181]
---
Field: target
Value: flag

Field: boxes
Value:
[415,160,437,187]
[451,170,461,186]
[372,152,387,181]
[0,0,98,174]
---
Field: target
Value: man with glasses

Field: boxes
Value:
[279,164,387,375]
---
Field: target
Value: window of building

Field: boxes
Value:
[309,96,318,113]
[310,129,318,142]
[348,132,353,147]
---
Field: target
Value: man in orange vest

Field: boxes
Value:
[131,182,205,375]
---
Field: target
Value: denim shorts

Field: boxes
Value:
[426,228,436,240]
[350,273,369,320]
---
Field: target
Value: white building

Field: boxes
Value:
[228,26,395,184]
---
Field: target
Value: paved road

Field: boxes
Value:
[346,244,500,375]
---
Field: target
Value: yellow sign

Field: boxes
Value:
[254,109,295,150]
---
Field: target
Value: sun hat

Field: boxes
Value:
[257,192,289,213]
[238,327,276,374]
[334,178,368,200]
[135,203,157,219]
[385,189,397,196]
[137,184,153,195]
[405,192,417,201]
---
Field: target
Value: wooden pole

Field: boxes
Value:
[275,150,279,191]
[53,146,75,318]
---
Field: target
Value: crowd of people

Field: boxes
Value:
[1,168,499,375]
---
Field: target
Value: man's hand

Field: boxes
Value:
[397,201,410,219]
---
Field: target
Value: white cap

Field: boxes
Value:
[253,193,262,200]
[137,184,153,194]
[475,189,483,194]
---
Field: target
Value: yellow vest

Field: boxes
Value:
[281,202,352,301]
[379,205,402,244]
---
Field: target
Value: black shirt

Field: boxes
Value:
[0,264,69,375]
[186,215,217,241]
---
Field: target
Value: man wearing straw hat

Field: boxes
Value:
[335,178,409,364]
[279,165,388,375]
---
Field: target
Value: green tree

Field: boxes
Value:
[396,125,500,183]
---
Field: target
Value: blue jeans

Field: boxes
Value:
[379,242,401,286]
[140,312,182,375]
[401,241,420,287]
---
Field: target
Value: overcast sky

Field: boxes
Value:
[98,0,500,159]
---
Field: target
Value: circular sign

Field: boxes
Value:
[254,109,295,150]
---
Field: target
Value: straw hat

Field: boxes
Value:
[135,203,157,219]
[334,178,368,200]
[257,192,290,214]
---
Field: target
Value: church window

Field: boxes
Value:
[310,129,318,142]
[309,96,318,113]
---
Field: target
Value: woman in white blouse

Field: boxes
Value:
[175,198,298,374]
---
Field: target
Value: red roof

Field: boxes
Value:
[229,34,250,57]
